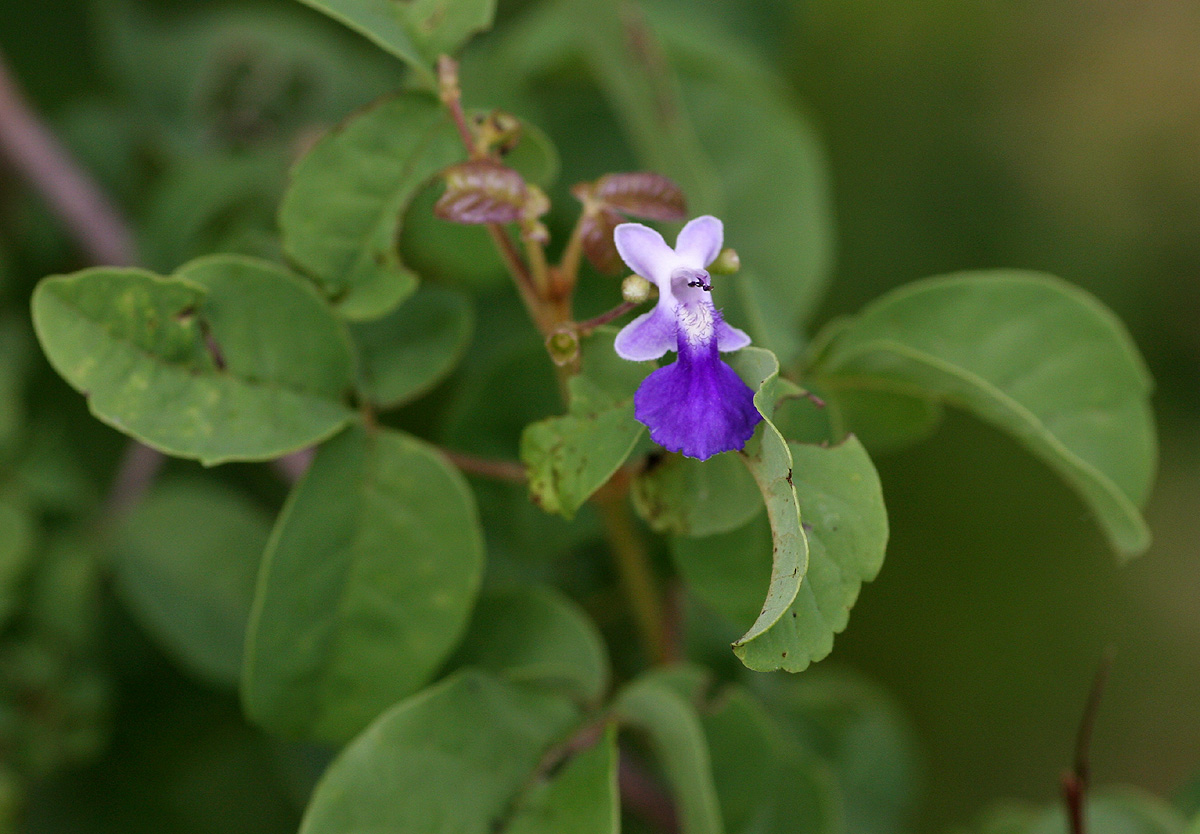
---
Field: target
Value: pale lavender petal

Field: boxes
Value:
[634,337,761,461]
[716,320,751,352]
[674,215,723,269]
[614,222,678,285]
[614,304,677,361]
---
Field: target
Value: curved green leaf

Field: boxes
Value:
[300,670,579,834]
[735,437,888,673]
[616,675,724,834]
[812,271,1156,558]
[724,347,807,652]
[113,479,271,687]
[279,92,463,320]
[452,584,610,705]
[671,427,888,673]
[292,0,496,85]
[352,285,474,409]
[32,256,356,465]
[243,423,485,742]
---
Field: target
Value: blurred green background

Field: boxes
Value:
[1,0,1197,831]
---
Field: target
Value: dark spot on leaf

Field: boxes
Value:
[791,611,797,618]
[781,651,787,658]
[197,318,227,371]
[785,468,793,486]
[802,522,814,533]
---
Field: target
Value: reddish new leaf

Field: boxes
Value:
[580,207,626,274]
[595,172,686,221]
[435,160,527,225]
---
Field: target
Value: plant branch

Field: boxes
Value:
[0,51,135,266]
[0,51,167,521]
[620,750,678,834]
[436,55,550,333]
[440,448,527,483]
[555,209,588,297]
[593,474,671,664]
[578,300,640,334]
[1061,647,1116,834]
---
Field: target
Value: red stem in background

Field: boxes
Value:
[0,51,136,267]
[1061,647,1116,834]
[0,49,166,516]
[620,752,678,834]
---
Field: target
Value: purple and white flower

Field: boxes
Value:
[613,215,762,461]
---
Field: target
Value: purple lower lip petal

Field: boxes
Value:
[633,335,761,461]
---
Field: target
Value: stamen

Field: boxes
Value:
[685,270,712,291]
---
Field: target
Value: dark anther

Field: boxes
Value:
[686,271,713,291]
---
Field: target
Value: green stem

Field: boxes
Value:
[594,478,670,664]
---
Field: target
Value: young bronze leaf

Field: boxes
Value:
[579,206,625,274]
[595,171,687,221]
[435,159,528,224]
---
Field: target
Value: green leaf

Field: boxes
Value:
[616,675,725,834]
[632,451,762,537]
[505,725,619,834]
[735,437,888,673]
[32,256,355,465]
[822,386,944,455]
[292,0,497,85]
[351,285,474,409]
[112,479,272,687]
[811,271,1156,558]
[139,152,287,273]
[967,790,1187,834]
[299,670,579,834]
[670,376,888,676]
[0,500,36,628]
[702,687,778,834]
[452,584,609,705]
[243,423,485,742]
[721,347,808,662]
[561,0,721,212]
[703,686,845,834]
[755,670,920,834]
[671,521,771,627]
[521,329,654,519]
[279,92,464,320]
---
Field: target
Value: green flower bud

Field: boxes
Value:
[708,247,740,275]
[546,327,580,367]
[622,274,653,304]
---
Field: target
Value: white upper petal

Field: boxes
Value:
[614,223,679,287]
[674,215,724,269]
